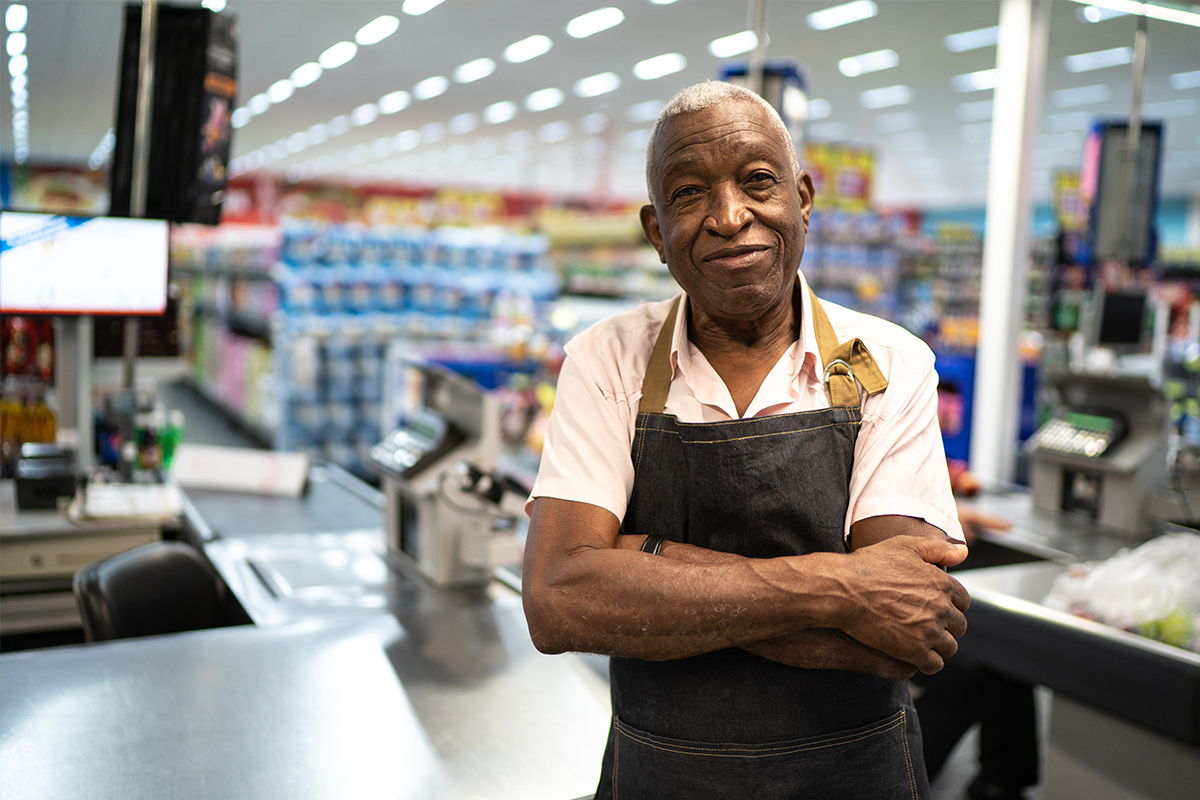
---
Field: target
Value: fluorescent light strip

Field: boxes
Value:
[1171,70,1200,90]
[574,72,620,98]
[709,30,757,59]
[355,15,399,45]
[505,34,552,63]
[402,0,446,16]
[634,53,687,80]
[944,26,999,52]
[1068,0,1200,27]
[454,58,496,84]
[87,128,115,170]
[7,5,28,163]
[838,49,898,77]
[953,69,998,92]
[1064,46,1133,73]
[859,84,912,109]
[567,8,625,39]
[808,1,877,31]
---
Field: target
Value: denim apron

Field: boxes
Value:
[595,288,929,800]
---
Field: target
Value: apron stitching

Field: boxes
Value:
[616,714,905,759]
[901,708,918,800]
[663,407,861,427]
[634,421,860,445]
[613,714,620,800]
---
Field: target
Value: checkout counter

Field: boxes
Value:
[2,372,1198,799]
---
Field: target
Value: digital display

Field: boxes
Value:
[0,212,170,315]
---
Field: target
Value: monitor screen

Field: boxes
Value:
[0,212,170,315]
[1096,291,1148,349]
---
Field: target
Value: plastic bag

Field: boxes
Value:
[1043,533,1200,652]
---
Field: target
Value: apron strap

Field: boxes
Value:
[636,288,888,415]
[637,296,682,415]
[806,285,888,408]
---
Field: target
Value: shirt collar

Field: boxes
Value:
[669,270,821,386]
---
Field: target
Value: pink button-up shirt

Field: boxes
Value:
[530,272,963,541]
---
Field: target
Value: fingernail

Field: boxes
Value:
[948,538,967,546]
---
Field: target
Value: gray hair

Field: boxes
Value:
[645,81,800,206]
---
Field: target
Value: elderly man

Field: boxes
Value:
[523,81,970,799]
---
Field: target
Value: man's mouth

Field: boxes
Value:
[703,245,770,270]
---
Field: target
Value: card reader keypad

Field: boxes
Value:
[1034,418,1115,458]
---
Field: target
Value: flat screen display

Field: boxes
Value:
[0,212,169,315]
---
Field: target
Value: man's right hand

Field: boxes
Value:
[834,535,970,675]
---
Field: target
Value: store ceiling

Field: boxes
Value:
[8,0,1200,208]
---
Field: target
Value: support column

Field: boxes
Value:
[970,0,1051,484]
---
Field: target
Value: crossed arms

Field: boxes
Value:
[522,497,971,680]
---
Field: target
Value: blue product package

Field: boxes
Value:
[324,224,362,266]
[347,268,377,314]
[318,269,348,314]
[377,268,405,311]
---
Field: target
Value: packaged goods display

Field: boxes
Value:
[174,221,559,477]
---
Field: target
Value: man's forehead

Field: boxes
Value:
[655,105,787,169]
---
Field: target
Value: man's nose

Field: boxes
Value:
[702,185,752,236]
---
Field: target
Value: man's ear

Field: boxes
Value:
[640,204,666,263]
[796,170,815,231]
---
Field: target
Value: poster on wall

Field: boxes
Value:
[803,142,874,213]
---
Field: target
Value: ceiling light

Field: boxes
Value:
[807,1,877,31]
[10,73,25,92]
[351,103,379,126]
[1172,70,1200,90]
[306,124,329,145]
[505,34,552,63]
[1065,46,1132,72]
[838,49,898,77]
[5,5,27,32]
[709,31,758,59]
[1070,0,1200,28]
[953,69,998,92]
[403,0,446,16]
[956,99,993,121]
[581,112,609,133]
[421,122,446,143]
[539,121,571,143]
[267,79,294,103]
[349,144,370,165]
[231,107,251,128]
[484,101,518,124]
[450,112,479,134]
[574,72,620,97]
[373,137,394,158]
[627,100,663,123]
[378,90,411,114]
[356,15,399,45]
[454,57,496,84]
[634,53,687,80]
[876,111,920,132]
[319,41,358,69]
[859,84,912,109]
[87,128,114,171]
[525,87,564,112]
[7,32,26,56]
[649,0,680,4]
[567,7,625,39]
[290,62,322,88]
[1143,98,1198,117]
[944,26,999,52]
[271,140,290,160]
[395,129,421,151]
[248,93,271,115]
[413,75,449,99]
[8,54,26,75]
[1079,5,1128,21]
[200,0,226,11]
[329,114,351,135]
[287,133,307,153]
[809,98,832,119]
[1053,84,1111,107]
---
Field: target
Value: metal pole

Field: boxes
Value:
[747,0,767,96]
[1111,14,1150,267]
[124,0,158,390]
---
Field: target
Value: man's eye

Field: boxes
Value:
[672,186,699,200]
[747,172,775,184]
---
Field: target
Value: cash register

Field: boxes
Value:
[1030,289,1168,535]
[369,359,522,587]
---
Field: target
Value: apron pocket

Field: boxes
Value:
[611,708,920,800]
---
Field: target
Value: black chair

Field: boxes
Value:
[73,541,231,642]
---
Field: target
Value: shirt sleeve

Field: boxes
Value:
[526,354,635,522]
[846,349,964,541]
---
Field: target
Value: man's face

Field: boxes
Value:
[640,100,814,325]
